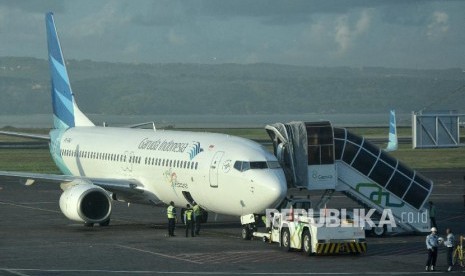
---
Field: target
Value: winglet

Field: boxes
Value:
[45,12,94,129]
[385,109,398,152]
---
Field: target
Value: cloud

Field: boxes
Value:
[168,30,186,46]
[0,0,463,69]
[125,0,412,27]
[197,0,438,26]
[334,10,372,54]
[0,0,65,13]
[130,0,197,26]
[427,11,449,40]
[69,2,129,37]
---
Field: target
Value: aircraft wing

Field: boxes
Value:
[0,130,50,141]
[0,171,145,195]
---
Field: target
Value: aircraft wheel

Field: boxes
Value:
[99,218,110,227]
[84,222,94,227]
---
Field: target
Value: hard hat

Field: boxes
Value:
[431,227,437,232]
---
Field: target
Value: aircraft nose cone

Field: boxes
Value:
[260,170,287,209]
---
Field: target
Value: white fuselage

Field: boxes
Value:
[50,127,287,216]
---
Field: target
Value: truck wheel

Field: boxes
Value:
[302,230,312,256]
[281,228,291,251]
[242,226,252,240]
[372,225,386,237]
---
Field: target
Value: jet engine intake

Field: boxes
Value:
[59,181,112,224]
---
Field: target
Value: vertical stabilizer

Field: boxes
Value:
[46,12,94,129]
[385,109,398,152]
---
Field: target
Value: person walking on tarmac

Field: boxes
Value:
[184,204,195,237]
[443,228,456,272]
[167,201,177,237]
[193,201,202,235]
[425,227,439,271]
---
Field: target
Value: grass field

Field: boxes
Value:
[1,127,465,172]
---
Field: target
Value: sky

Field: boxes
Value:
[0,0,464,69]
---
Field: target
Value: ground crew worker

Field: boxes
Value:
[184,204,195,237]
[193,201,201,235]
[425,227,439,271]
[167,201,176,237]
[443,228,455,272]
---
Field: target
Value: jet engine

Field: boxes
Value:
[59,180,112,224]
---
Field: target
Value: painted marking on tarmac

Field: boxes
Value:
[115,244,203,264]
[0,201,60,213]
[0,269,31,276]
[18,201,56,205]
[0,200,137,224]
[176,250,301,264]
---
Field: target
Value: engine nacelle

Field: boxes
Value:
[59,180,112,224]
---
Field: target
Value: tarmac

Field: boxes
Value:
[0,169,464,275]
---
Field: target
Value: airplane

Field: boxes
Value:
[384,109,398,152]
[0,12,287,227]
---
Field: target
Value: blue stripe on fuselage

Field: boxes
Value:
[49,129,73,175]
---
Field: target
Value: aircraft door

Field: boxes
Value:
[209,151,224,188]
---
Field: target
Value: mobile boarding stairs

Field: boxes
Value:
[265,121,432,234]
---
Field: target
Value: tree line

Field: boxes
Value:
[1,57,463,115]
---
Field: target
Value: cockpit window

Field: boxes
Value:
[233,160,281,172]
[267,161,281,169]
[250,161,268,169]
[234,161,250,172]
